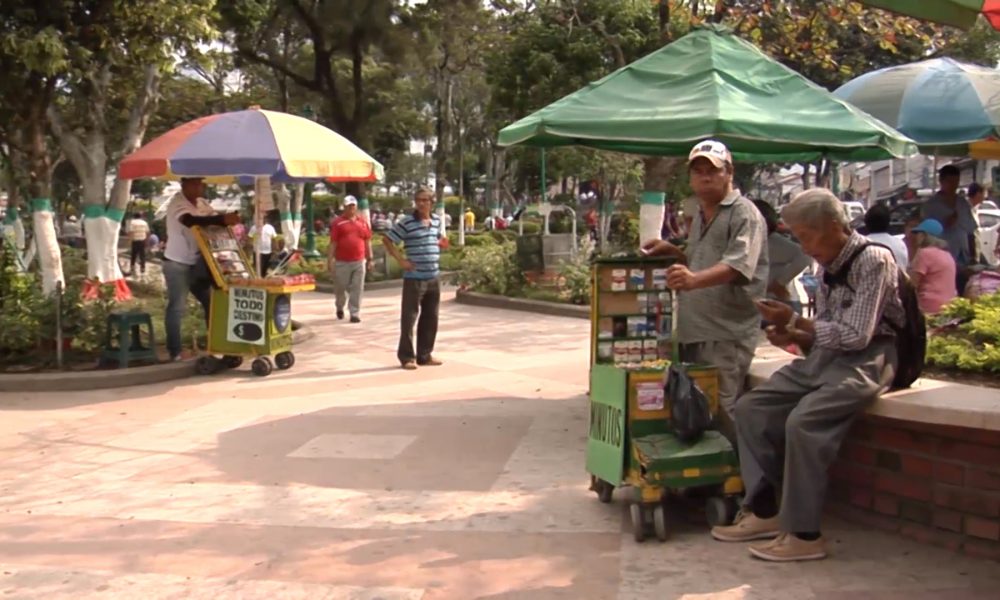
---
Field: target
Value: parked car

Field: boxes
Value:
[842,201,866,222]
[978,208,1000,267]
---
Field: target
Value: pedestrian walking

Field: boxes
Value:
[328,195,373,323]
[382,187,447,370]
[642,140,768,445]
[249,219,277,277]
[127,211,150,278]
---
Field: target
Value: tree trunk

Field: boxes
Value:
[277,184,303,250]
[49,64,160,295]
[25,82,65,296]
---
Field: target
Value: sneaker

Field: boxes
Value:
[350,316,361,323]
[336,310,344,320]
[749,532,827,562]
[710,508,780,542]
[417,357,443,366]
[401,361,418,370]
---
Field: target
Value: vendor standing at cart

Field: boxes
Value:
[163,177,240,361]
[642,140,768,444]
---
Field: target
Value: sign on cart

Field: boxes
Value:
[228,287,266,345]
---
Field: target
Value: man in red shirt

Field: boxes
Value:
[328,196,373,322]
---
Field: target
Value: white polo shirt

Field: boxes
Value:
[164,192,214,265]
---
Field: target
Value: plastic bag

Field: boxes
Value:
[665,364,712,442]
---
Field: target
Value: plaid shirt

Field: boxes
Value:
[813,232,905,352]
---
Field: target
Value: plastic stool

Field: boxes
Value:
[101,311,158,368]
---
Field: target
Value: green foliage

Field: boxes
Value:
[557,235,595,305]
[927,294,1000,373]
[0,244,47,358]
[520,221,542,235]
[455,240,524,296]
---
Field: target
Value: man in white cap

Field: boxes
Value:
[642,140,768,444]
[328,195,373,322]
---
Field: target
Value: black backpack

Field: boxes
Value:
[823,242,926,389]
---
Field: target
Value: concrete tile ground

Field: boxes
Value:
[1,287,997,599]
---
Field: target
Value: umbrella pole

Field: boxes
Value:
[255,176,264,279]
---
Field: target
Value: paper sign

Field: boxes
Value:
[228,286,267,345]
[636,382,665,411]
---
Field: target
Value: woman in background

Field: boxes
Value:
[909,219,957,314]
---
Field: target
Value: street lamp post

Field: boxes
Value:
[301,104,321,259]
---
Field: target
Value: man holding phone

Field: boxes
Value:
[711,188,903,562]
[642,140,768,444]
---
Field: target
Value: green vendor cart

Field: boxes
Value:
[192,225,315,377]
[586,256,743,542]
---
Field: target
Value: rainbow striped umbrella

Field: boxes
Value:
[857,0,1000,31]
[835,58,1000,158]
[119,108,384,183]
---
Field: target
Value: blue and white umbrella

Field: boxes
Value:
[835,57,1000,158]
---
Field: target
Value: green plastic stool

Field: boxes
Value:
[101,311,158,368]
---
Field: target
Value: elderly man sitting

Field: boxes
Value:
[711,188,905,562]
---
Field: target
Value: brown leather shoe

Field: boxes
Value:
[417,357,443,366]
[401,361,417,370]
[711,508,780,542]
[749,532,827,562]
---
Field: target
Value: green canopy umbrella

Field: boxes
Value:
[856,1,1000,32]
[497,26,917,163]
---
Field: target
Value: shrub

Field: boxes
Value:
[519,221,542,235]
[927,294,1000,373]
[455,241,524,296]
[557,235,595,305]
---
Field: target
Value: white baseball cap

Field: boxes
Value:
[343,195,358,206]
[688,140,732,168]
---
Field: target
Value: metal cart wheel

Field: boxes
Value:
[652,504,668,542]
[251,357,273,377]
[195,356,220,376]
[274,351,295,370]
[597,480,614,504]
[222,355,244,369]
[630,504,647,543]
[705,496,739,527]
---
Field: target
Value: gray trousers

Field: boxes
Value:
[736,338,896,532]
[333,260,366,317]
[397,277,440,364]
[680,339,755,446]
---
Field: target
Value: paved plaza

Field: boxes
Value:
[1,288,998,599]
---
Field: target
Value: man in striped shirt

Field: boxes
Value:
[383,187,447,370]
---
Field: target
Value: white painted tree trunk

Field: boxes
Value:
[84,215,125,282]
[31,203,65,295]
[277,185,303,250]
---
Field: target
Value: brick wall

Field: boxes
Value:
[827,415,1000,561]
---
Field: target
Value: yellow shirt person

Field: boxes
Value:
[464,209,475,232]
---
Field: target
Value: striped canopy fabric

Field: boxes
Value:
[119,108,384,183]
[834,58,1000,158]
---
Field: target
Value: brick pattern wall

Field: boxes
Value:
[828,415,1000,561]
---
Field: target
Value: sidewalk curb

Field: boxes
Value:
[455,288,590,320]
[0,320,316,392]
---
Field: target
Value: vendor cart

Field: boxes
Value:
[586,256,743,542]
[192,224,315,377]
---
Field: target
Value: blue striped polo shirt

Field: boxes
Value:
[386,214,443,280]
